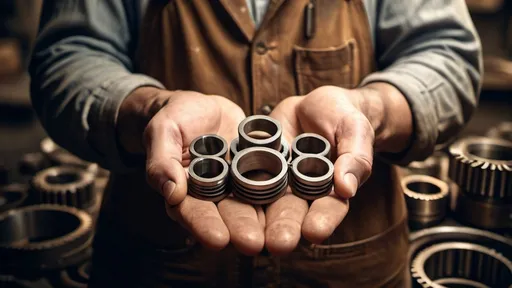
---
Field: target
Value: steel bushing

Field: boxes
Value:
[189,134,228,160]
[230,137,290,162]
[411,242,512,288]
[237,115,282,151]
[231,147,288,205]
[31,166,96,210]
[291,133,331,160]
[188,156,230,202]
[0,205,93,275]
[404,152,450,180]
[449,137,512,201]
[0,184,28,214]
[401,175,449,229]
[290,155,334,200]
[409,226,512,288]
[487,121,512,143]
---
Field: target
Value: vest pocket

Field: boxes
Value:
[293,39,358,95]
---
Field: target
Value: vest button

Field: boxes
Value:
[261,105,273,115]
[255,42,268,55]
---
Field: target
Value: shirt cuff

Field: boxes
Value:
[360,70,438,165]
[87,73,164,172]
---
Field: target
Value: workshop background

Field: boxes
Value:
[0,1,511,287]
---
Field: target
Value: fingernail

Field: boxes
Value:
[162,180,177,201]
[343,173,358,197]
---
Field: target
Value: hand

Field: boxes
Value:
[117,87,265,254]
[265,84,412,254]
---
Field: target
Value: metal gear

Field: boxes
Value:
[411,242,512,288]
[448,136,512,201]
[31,166,96,210]
[0,205,93,276]
[408,226,512,288]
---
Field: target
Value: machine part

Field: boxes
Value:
[0,184,28,213]
[487,121,512,143]
[290,155,334,200]
[237,115,282,151]
[40,138,91,169]
[411,242,512,288]
[230,137,290,162]
[189,135,228,160]
[231,147,288,205]
[0,275,53,288]
[0,205,93,275]
[19,152,50,176]
[408,226,512,288]
[404,152,450,180]
[188,156,230,202]
[402,175,449,229]
[31,166,96,210]
[448,137,512,201]
[52,261,90,288]
[453,186,512,230]
[291,133,331,160]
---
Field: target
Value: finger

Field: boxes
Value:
[265,193,308,256]
[334,114,374,198]
[166,197,230,250]
[302,194,349,244]
[218,197,265,256]
[144,114,188,206]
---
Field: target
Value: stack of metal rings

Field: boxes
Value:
[189,116,335,204]
[188,135,230,202]
[289,133,334,200]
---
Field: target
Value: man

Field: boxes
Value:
[30,0,481,287]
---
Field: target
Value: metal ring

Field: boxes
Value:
[401,175,449,229]
[31,166,96,210]
[291,133,331,160]
[411,242,512,288]
[230,137,290,162]
[0,204,93,275]
[290,155,333,200]
[231,147,288,205]
[189,134,228,160]
[449,136,512,201]
[487,121,512,143]
[0,184,28,214]
[188,156,229,202]
[238,115,282,150]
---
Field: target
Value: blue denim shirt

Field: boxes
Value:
[30,0,482,172]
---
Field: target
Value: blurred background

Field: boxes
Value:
[0,1,511,288]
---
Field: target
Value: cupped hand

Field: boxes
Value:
[118,87,265,254]
[264,84,412,254]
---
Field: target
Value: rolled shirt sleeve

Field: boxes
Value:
[361,0,483,164]
[30,0,163,172]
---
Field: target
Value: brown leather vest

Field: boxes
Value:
[96,0,409,286]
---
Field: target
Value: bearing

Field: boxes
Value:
[188,156,230,202]
[230,147,288,205]
[189,134,228,160]
[237,115,282,151]
[291,133,331,160]
[290,155,334,200]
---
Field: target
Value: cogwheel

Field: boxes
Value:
[0,204,93,275]
[411,242,512,288]
[448,136,512,201]
[31,166,96,210]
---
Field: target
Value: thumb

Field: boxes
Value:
[333,114,374,198]
[144,115,188,205]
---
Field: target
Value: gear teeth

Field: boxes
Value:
[448,137,512,201]
[31,166,96,210]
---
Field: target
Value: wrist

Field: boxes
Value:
[357,82,413,153]
[117,86,170,154]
